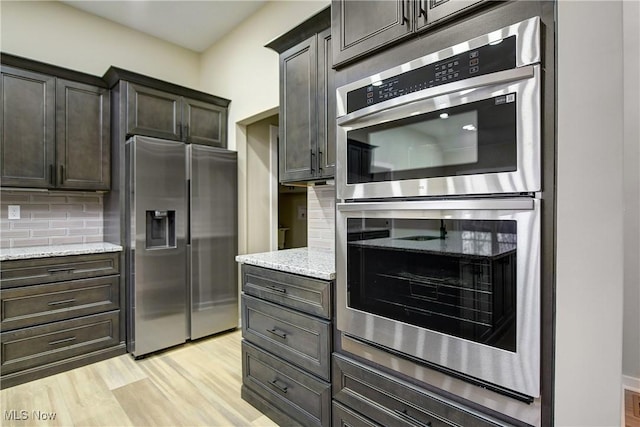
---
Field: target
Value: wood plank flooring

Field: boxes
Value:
[0,330,278,427]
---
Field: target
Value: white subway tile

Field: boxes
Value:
[68,228,100,236]
[12,238,50,247]
[49,236,84,245]
[31,229,68,237]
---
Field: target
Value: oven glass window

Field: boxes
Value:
[347,94,517,184]
[347,217,517,352]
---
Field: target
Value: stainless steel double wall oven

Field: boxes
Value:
[335,16,543,405]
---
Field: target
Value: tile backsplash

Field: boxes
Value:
[1,190,104,249]
[307,185,335,250]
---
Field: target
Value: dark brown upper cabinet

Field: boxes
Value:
[105,68,229,148]
[56,79,110,190]
[267,7,335,183]
[1,56,110,190]
[332,0,486,67]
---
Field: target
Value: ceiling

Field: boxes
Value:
[61,0,268,52]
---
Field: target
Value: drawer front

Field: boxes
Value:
[1,253,120,289]
[242,295,331,381]
[1,311,120,375]
[333,401,381,427]
[242,340,330,427]
[242,264,331,319]
[333,354,505,427]
[1,276,119,331]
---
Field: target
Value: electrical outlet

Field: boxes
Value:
[8,205,20,220]
[297,206,307,220]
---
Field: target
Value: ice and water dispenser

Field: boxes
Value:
[145,210,176,249]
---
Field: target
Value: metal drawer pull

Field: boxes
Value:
[270,379,288,393]
[48,336,77,346]
[266,328,287,339]
[47,267,75,274]
[47,299,76,306]
[394,409,432,427]
[267,285,286,294]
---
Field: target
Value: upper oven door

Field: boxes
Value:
[336,198,541,398]
[336,17,541,201]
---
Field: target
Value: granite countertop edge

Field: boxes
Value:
[236,247,336,281]
[1,242,124,261]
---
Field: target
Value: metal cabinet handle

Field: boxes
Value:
[400,0,408,25]
[178,121,183,140]
[47,299,76,306]
[267,285,286,294]
[270,379,288,394]
[418,0,427,18]
[393,409,432,427]
[59,165,65,185]
[47,267,75,274]
[266,328,287,339]
[49,164,56,186]
[318,150,323,172]
[48,336,77,346]
[184,125,190,141]
[310,149,315,173]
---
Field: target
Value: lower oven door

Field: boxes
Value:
[336,198,540,398]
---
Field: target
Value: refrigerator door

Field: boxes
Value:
[189,144,238,340]
[127,136,187,357]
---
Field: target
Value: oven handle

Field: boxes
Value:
[337,65,535,126]
[337,198,535,212]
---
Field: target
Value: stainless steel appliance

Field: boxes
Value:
[336,198,540,397]
[125,136,237,357]
[336,17,541,201]
[334,16,544,404]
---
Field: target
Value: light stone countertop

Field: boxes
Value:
[235,247,335,280]
[0,242,124,261]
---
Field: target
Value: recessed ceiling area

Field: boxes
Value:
[60,0,267,52]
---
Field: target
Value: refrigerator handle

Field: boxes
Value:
[186,179,192,245]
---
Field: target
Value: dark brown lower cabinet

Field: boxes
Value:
[242,341,331,427]
[0,252,125,389]
[332,354,508,427]
[240,264,333,427]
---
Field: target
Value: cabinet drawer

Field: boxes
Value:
[1,276,119,331]
[0,253,120,289]
[242,294,331,381]
[333,401,381,427]
[242,340,330,427]
[242,264,331,319]
[333,354,504,427]
[1,311,120,375]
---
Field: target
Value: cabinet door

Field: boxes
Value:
[56,79,110,190]
[279,35,317,183]
[332,0,413,67]
[317,28,336,179]
[126,83,181,141]
[0,66,55,188]
[183,98,226,147]
[425,0,485,26]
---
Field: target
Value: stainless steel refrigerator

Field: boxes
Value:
[125,135,237,357]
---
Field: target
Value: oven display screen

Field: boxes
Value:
[347,217,517,352]
[346,36,516,114]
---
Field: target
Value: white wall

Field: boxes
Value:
[198,0,328,256]
[622,0,640,385]
[556,1,625,425]
[0,0,200,89]
[199,0,329,151]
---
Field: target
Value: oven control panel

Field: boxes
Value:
[346,36,517,114]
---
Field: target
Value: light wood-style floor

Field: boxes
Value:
[0,330,278,427]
